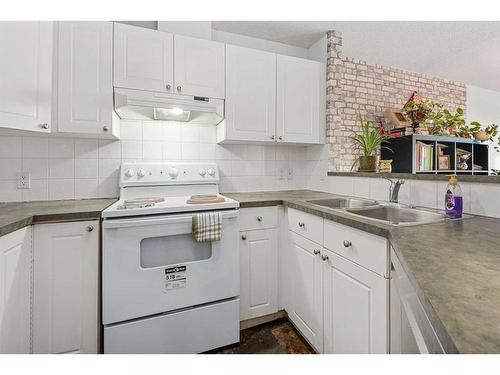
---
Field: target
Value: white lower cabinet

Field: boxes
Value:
[239,228,278,321]
[33,220,99,354]
[322,248,388,353]
[0,227,32,354]
[288,232,323,353]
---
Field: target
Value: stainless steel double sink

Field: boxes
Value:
[306,197,445,226]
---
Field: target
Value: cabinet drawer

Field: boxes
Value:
[324,219,387,276]
[239,207,278,231]
[288,207,323,245]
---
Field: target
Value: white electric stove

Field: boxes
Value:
[102,162,240,354]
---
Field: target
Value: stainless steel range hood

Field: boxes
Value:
[114,88,224,125]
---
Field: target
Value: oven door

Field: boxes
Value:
[102,209,239,325]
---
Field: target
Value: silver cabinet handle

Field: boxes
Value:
[241,234,247,240]
[313,249,320,255]
[257,216,263,222]
[86,225,94,232]
[271,135,275,140]
[103,126,109,132]
[322,254,329,261]
[40,123,49,129]
[177,85,182,92]
[166,84,171,90]
[278,136,283,141]
[343,240,352,248]
[298,222,305,228]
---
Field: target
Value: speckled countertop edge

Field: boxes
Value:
[0,198,117,237]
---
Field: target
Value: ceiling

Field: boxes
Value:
[212,21,500,91]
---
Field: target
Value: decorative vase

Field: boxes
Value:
[474,131,490,141]
[359,156,377,172]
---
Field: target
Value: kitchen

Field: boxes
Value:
[1,2,500,372]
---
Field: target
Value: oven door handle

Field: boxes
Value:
[103,210,239,229]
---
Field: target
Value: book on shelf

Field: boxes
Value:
[416,141,434,172]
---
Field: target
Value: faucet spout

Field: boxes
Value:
[385,178,405,203]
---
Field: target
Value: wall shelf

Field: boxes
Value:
[381,135,489,175]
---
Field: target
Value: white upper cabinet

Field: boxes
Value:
[220,45,276,143]
[114,23,174,93]
[0,227,32,354]
[174,35,225,98]
[57,22,115,137]
[0,22,53,133]
[277,54,324,144]
[33,220,99,354]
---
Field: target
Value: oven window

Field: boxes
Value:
[140,234,212,268]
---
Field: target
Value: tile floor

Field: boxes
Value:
[208,318,314,354]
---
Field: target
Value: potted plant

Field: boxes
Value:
[350,114,392,172]
[474,123,498,142]
[403,91,430,130]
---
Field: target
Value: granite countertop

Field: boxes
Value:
[225,189,500,354]
[0,198,117,237]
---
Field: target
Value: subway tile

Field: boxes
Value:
[142,141,163,160]
[0,180,22,202]
[0,158,22,180]
[49,158,75,179]
[199,125,216,143]
[163,142,181,160]
[215,145,233,160]
[410,180,438,209]
[163,122,181,142]
[0,136,22,158]
[75,139,99,159]
[49,138,74,158]
[75,179,99,199]
[99,139,121,159]
[181,124,199,142]
[22,136,48,158]
[98,159,121,179]
[121,140,142,159]
[98,177,119,198]
[75,158,98,179]
[120,120,143,140]
[142,121,163,141]
[470,183,500,218]
[199,143,216,160]
[181,143,199,160]
[49,179,75,200]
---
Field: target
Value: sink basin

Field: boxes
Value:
[345,206,444,225]
[307,197,379,209]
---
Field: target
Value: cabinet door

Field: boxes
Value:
[240,229,278,321]
[0,22,53,133]
[288,232,323,352]
[0,227,32,354]
[276,55,323,144]
[323,249,388,353]
[114,23,173,93]
[33,220,99,354]
[174,35,225,98]
[58,21,114,136]
[224,45,276,142]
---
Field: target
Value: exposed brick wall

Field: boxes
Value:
[326,30,467,172]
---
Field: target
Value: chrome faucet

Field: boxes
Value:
[386,178,405,203]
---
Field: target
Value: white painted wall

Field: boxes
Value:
[307,34,327,63]
[466,84,500,171]
[157,21,213,40]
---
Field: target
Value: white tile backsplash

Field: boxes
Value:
[0,120,313,202]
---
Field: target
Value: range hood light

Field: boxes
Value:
[153,107,191,122]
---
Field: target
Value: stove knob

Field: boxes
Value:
[125,169,135,178]
[207,168,216,176]
[199,169,206,176]
[168,167,179,179]
[137,168,146,178]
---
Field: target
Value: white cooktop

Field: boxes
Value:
[102,162,239,218]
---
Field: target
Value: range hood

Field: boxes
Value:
[114,87,224,125]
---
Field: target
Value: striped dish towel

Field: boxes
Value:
[192,212,222,242]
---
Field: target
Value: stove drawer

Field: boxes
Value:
[104,298,240,353]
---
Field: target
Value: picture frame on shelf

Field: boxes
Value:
[438,155,451,170]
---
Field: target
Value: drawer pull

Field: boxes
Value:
[322,254,329,261]
[257,216,263,222]
[298,222,305,228]
[241,234,247,240]
[86,225,94,232]
[343,240,352,248]
[313,249,320,255]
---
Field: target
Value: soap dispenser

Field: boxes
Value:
[445,175,463,219]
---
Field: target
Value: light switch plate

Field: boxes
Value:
[287,168,293,180]
[17,172,31,189]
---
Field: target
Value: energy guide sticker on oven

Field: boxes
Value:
[164,265,187,291]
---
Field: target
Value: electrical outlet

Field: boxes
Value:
[287,168,293,180]
[17,172,31,189]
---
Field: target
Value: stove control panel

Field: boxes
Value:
[120,162,219,186]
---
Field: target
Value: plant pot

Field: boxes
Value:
[358,156,377,172]
[474,130,490,141]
